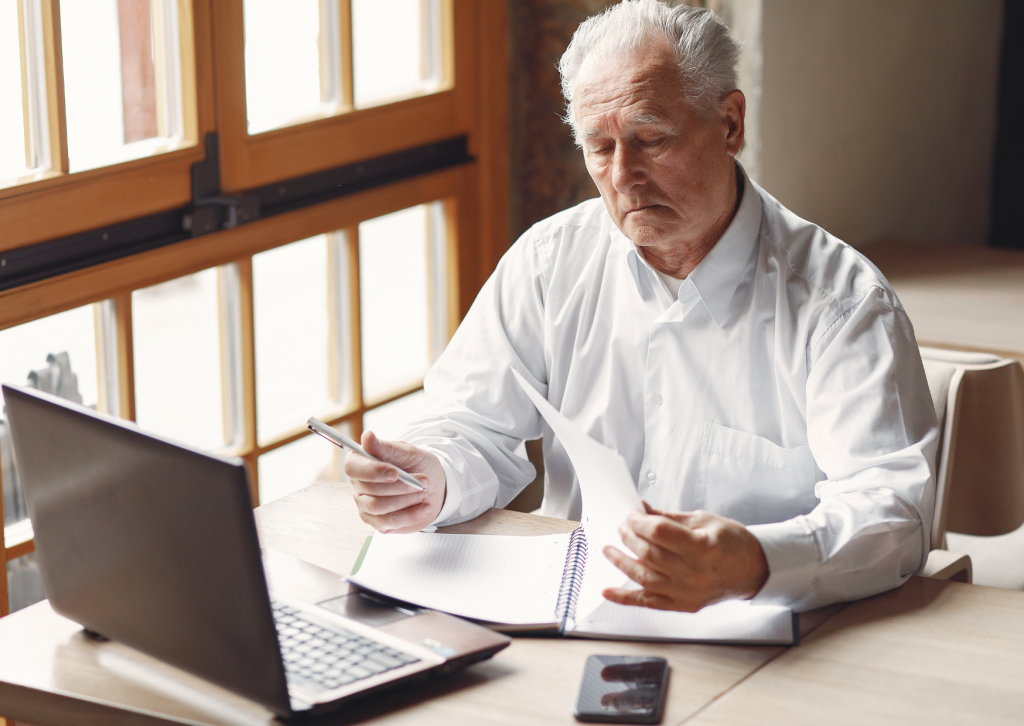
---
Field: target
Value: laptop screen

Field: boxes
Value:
[2,383,292,714]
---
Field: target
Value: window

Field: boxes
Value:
[133,269,230,450]
[61,0,187,172]
[0,0,204,249]
[0,0,508,616]
[213,0,471,192]
[0,305,103,614]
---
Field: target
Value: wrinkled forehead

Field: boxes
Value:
[572,42,685,132]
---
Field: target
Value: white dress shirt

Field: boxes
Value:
[403,167,938,612]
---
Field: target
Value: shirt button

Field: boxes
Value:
[653,393,663,405]
[647,471,657,483]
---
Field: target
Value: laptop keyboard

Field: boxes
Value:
[272,601,421,692]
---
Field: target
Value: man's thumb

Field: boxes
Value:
[361,430,389,459]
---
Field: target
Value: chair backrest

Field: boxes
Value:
[920,347,1024,549]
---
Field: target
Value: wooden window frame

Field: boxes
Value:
[0,0,507,620]
[211,0,480,192]
[0,160,499,615]
[0,0,213,252]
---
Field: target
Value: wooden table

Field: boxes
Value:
[686,575,1024,725]
[0,481,819,726]
[1,481,1023,725]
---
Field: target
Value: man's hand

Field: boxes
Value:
[602,502,769,612]
[343,431,446,533]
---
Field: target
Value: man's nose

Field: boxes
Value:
[611,144,646,194]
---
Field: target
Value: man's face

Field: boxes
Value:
[573,41,742,255]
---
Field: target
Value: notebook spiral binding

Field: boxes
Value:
[555,527,588,631]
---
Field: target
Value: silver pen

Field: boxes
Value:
[307,417,426,492]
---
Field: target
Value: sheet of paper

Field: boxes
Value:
[348,532,569,625]
[572,599,795,645]
[511,368,643,622]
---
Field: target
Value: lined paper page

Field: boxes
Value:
[571,599,795,644]
[348,532,570,625]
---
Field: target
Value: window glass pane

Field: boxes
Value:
[133,269,227,450]
[61,0,183,172]
[7,552,45,614]
[0,1,29,183]
[353,0,441,108]
[360,205,431,401]
[258,430,342,506]
[0,305,99,409]
[254,235,336,441]
[0,305,100,530]
[243,0,329,134]
[363,391,425,442]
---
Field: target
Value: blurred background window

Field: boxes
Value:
[0,0,500,623]
[133,269,230,450]
[352,0,442,108]
[243,0,329,134]
[0,304,102,613]
[0,1,31,185]
[61,0,184,172]
[243,0,444,133]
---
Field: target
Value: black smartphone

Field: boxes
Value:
[573,655,670,724]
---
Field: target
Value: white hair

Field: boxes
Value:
[559,0,742,140]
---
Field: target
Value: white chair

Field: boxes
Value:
[920,347,1024,585]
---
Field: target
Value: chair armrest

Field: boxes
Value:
[923,550,973,584]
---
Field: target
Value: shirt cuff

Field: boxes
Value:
[424,446,462,528]
[747,517,821,609]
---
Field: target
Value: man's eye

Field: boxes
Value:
[639,137,665,147]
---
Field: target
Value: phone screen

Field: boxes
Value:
[573,655,669,724]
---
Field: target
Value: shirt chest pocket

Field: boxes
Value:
[695,423,823,526]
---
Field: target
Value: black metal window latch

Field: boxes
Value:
[184,134,260,237]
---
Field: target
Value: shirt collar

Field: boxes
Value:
[621,163,762,326]
[688,164,762,326]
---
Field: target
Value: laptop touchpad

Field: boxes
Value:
[318,591,420,626]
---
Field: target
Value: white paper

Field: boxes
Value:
[511,368,643,621]
[573,599,795,644]
[348,532,569,625]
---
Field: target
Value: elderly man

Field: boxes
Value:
[345,0,937,614]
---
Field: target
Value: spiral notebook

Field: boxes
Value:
[348,529,796,644]
[347,368,798,645]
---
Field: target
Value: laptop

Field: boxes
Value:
[2,383,510,717]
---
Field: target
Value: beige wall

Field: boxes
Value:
[757,0,1003,248]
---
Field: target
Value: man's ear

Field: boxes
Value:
[721,89,746,158]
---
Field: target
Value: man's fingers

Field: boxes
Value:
[345,438,445,535]
[603,545,669,590]
[343,449,405,484]
[618,524,675,574]
[361,430,393,460]
[355,491,425,516]
[660,509,715,527]
[350,476,414,497]
[601,586,676,611]
[349,469,422,497]
[357,500,435,533]
[626,512,704,552]
[361,430,423,471]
